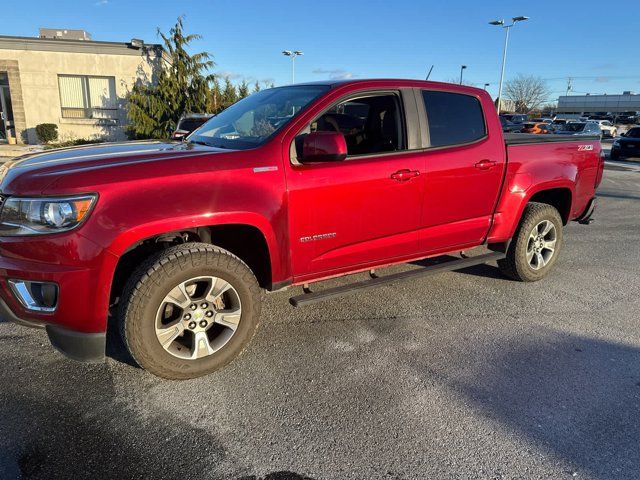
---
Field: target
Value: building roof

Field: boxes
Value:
[0,34,163,58]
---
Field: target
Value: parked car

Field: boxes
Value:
[500,115,523,133]
[521,122,553,134]
[171,113,214,140]
[554,122,602,137]
[501,113,528,124]
[610,126,640,160]
[614,115,638,125]
[0,79,603,379]
[587,119,617,137]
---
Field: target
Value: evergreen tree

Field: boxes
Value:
[238,80,250,99]
[221,77,238,108]
[253,80,261,93]
[208,76,222,113]
[127,16,214,139]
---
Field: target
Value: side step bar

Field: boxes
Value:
[289,251,506,307]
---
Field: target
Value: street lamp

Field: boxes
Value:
[484,83,490,90]
[459,65,467,85]
[489,16,529,113]
[282,50,303,84]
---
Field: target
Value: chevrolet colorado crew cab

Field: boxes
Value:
[0,80,602,379]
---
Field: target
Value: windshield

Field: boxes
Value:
[558,123,586,132]
[189,85,329,149]
[626,128,640,138]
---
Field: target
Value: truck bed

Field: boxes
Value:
[504,133,601,145]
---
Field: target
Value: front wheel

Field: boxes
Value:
[498,202,564,282]
[118,243,262,379]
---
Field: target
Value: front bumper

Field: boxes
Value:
[0,232,117,362]
[0,295,106,362]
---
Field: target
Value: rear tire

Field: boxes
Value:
[118,243,262,380]
[498,202,563,282]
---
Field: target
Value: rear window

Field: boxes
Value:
[421,91,486,148]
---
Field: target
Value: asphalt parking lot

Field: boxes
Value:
[1,163,639,480]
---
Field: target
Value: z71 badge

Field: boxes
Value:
[578,145,594,151]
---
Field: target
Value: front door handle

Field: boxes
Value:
[391,169,420,181]
[475,160,497,170]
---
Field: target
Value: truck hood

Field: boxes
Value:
[0,140,232,193]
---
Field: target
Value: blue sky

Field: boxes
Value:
[3,0,639,103]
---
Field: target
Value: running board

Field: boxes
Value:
[289,251,506,307]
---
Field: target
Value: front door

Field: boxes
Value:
[0,73,13,143]
[286,91,425,280]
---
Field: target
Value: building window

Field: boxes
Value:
[58,75,117,119]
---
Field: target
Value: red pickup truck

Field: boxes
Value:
[0,80,602,379]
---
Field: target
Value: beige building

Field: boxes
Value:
[0,30,163,144]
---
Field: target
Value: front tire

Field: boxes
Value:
[118,243,262,379]
[498,202,564,282]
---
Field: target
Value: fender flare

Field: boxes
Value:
[106,211,282,278]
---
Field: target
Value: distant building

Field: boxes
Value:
[0,30,164,144]
[557,92,640,115]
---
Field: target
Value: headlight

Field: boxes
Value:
[612,139,620,147]
[0,195,97,236]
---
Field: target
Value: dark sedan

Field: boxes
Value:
[611,127,640,160]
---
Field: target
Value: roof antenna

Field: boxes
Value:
[426,65,434,80]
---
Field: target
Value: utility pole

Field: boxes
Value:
[489,16,529,113]
[459,65,467,85]
[282,50,303,84]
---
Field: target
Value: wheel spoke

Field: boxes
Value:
[156,321,185,348]
[535,252,545,269]
[526,247,535,264]
[543,239,556,251]
[165,282,192,309]
[214,307,241,331]
[540,221,553,236]
[206,277,232,302]
[191,331,215,359]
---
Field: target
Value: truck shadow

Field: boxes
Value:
[406,329,640,478]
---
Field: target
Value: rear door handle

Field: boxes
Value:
[391,169,420,181]
[474,159,497,170]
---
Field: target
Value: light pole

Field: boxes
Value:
[484,83,490,90]
[459,65,467,85]
[490,16,529,113]
[282,50,303,84]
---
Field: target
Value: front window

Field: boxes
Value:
[58,75,117,119]
[189,85,329,150]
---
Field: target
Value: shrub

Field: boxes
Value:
[35,123,59,143]
[43,138,105,150]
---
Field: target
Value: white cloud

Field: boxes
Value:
[95,0,109,6]
[312,68,357,80]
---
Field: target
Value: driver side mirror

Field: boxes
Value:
[620,132,626,137]
[300,131,347,163]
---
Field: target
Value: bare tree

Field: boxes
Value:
[504,74,551,113]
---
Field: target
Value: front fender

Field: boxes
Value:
[105,211,283,279]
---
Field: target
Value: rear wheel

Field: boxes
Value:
[118,243,262,379]
[498,202,563,282]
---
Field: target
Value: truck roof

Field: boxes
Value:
[291,78,487,95]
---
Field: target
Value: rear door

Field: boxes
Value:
[417,89,506,253]
[285,89,425,279]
